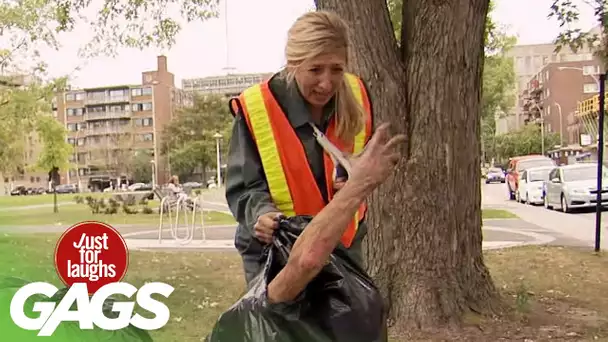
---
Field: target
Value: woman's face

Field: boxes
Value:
[294,52,346,109]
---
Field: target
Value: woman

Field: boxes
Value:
[225,11,375,285]
[166,175,188,202]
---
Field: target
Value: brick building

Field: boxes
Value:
[518,59,601,146]
[182,72,272,97]
[54,56,193,190]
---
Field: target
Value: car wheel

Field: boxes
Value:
[561,194,570,213]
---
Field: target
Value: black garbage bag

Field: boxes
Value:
[206,215,387,342]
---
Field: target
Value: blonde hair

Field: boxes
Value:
[283,10,365,143]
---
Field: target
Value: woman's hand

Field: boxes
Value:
[254,212,282,244]
[333,177,346,192]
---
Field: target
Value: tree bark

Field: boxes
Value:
[315,0,503,333]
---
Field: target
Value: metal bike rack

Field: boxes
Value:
[158,193,206,245]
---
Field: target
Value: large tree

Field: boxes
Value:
[315,0,501,332]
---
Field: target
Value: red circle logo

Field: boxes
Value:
[54,221,129,294]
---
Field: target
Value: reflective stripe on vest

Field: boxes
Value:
[240,73,372,248]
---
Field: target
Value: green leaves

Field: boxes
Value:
[493,125,561,159]
[35,114,73,172]
[549,0,606,67]
[0,77,67,175]
[163,94,233,181]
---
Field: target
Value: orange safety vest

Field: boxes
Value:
[239,73,373,248]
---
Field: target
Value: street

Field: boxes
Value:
[482,181,608,249]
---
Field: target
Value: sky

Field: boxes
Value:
[33,0,597,88]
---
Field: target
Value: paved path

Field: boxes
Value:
[120,222,558,251]
[482,182,606,249]
[1,186,582,252]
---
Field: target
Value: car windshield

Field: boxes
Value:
[562,166,604,182]
[488,168,502,173]
[528,169,551,182]
[517,159,555,171]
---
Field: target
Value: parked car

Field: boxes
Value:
[506,155,556,200]
[543,163,608,213]
[54,184,79,194]
[485,167,506,184]
[10,186,27,196]
[128,183,153,191]
[516,166,553,205]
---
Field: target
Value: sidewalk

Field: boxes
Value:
[124,225,557,252]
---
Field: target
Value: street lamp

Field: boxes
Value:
[530,103,545,155]
[553,102,563,146]
[213,132,223,187]
[150,160,156,189]
[557,66,600,87]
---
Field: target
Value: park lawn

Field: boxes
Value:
[0,233,244,342]
[0,203,235,226]
[2,233,608,342]
[482,208,518,219]
[0,193,112,208]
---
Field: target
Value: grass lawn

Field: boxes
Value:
[0,203,235,226]
[2,233,608,341]
[0,233,243,342]
[0,188,220,209]
[0,193,111,208]
[482,208,518,219]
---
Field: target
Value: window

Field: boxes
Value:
[67,138,76,145]
[583,65,599,75]
[142,87,152,95]
[131,88,143,97]
[75,93,85,101]
[542,55,549,65]
[66,94,75,101]
[134,118,153,126]
[109,89,128,97]
[142,102,153,111]
[67,108,84,116]
[584,83,599,93]
[137,133,154,141]
[67,123,77,132]
[546,88,550,98]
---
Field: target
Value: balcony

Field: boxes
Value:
[85,111,131,121]
[85,126,131,136]
[85,95,130,106]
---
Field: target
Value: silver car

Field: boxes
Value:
[544,163,608,213]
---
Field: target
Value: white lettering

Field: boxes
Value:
[9,282,175,336]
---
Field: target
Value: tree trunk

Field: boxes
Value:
[315,0,503,333]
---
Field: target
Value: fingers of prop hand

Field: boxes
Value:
[385,134,407,152]
[367,123,391,152]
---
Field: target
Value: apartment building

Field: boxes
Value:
[54,55,193,190]
[182,72,273,97]
[518,59,601,146]
[500,25,601,133]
